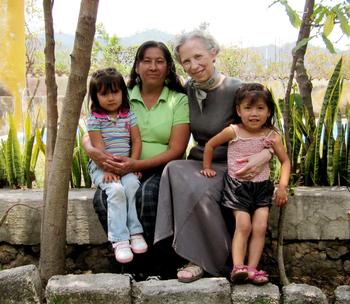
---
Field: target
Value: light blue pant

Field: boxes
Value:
[89,162,143,242]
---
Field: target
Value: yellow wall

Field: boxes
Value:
[0,0,25,126]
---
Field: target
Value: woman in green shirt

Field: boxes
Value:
[83,41,189,278]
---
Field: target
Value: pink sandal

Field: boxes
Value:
[247,266,269,285]
[230,265,249,284]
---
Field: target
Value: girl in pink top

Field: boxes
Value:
[200,83,290,285]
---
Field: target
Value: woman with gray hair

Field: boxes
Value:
[154,30,272,283]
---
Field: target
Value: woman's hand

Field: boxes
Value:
[104,156,138,176]
[200,168,217,178]
[90,149,114,169]
[234,149,272,179]
[82,133,114,169]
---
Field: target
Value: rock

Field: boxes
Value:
[231,283,280,304]
[343,260,350,273]
[0,243,17,264]
[282,283,328,304]
[334,285,350,304]
[45,273,131,304]
[0,264,42,304]
[326,246,349,259]
[132,277,231,304]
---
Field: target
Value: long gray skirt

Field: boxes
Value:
[154,159,232,276]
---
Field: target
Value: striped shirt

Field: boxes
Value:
[87,111,137,157]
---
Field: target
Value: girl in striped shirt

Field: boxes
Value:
[87,68,147,264]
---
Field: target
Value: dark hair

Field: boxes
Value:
[128,40,185,94]
[233,83,275,129]
[89,67,129,114]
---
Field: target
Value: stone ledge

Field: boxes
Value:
[282,283,328,304]
[132,277,231,304]
[46,273,130,304]
[1,265,344,304]
[0,187,349,245]
[0,264,43,304]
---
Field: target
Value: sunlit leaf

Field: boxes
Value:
[336,10,350,36]
[294,36,315,52]
[323,13,335,37]
[322,34,336,54]
[283,3,302,28]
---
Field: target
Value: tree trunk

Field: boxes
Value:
[294,0,315,132]
[39,0,99,284]
[279,0,315,287]
[43,0,58,202]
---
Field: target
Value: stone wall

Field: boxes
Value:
[0,187,349,300]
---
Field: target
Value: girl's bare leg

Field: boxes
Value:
[247,207,269,268]
[232,210,251,266]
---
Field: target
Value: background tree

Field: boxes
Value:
[91,23,126,73]
[24,0,43,112]
[39,0,99,283]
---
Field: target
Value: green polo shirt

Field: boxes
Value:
[129,85,189,160]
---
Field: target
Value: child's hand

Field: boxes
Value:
[103,171,120,182]
[274,185,288,207]
[200,168,217,178]
[134,172,142,179]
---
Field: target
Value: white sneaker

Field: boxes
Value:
[113,241,133,263]
[130,234,148,254]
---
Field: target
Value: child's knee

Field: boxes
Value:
[123,175,140,193]
[236,221,252,235]
[106,182,125,199]
[252,222,268,235]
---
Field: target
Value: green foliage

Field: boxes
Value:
[0,141,7,187]
[275,1,350,54]
[0,113,45,189]
[91,23,129,74]
[70,124,91,188]
[5,114,22,188]
[51,295,66,304]
[22,113,35,188]
[274,0,302,28]
[272,58,347,186]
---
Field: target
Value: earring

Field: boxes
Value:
[136,75,140,84]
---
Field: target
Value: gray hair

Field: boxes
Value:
[173,30,220,63]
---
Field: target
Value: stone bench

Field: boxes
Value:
[0,187,349,245]
[0,187,349,302]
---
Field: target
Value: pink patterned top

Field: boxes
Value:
[227,124,275,182]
